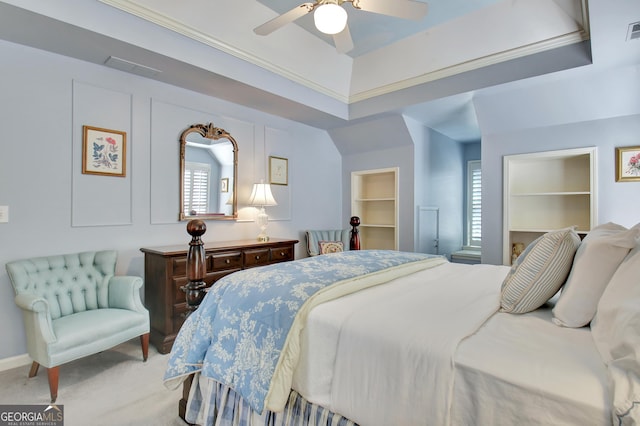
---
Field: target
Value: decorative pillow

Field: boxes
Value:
[590,242,640,423]
[592,241,640,362]
[500,227,581,314]
[319,241,344,254]
[552,222,639,327]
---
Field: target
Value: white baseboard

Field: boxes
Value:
[0,353,31,372]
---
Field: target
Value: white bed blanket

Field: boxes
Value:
[294,262,508,426]
[452,305,610,425]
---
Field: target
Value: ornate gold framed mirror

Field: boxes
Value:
[179,123,238,221]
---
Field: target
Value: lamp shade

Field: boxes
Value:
[314,3,347,35]
[248,183,277,207]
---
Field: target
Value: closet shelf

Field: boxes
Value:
[351,168,399,250]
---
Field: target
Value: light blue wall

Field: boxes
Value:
[463,143,481,164]
[342,145,415,252]
[481,113,640,265]
[0,40,343,359]
[409,118,468,258]
[332,115,416,252]
[337,116,468,257]
[422,130,466,258]
[476,64,640,265]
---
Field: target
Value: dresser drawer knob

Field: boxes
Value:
[225,259,230,264]
[280,251,285,257]
[255,255,260,260]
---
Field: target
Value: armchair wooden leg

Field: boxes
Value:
[140,333,149,361]
[28,361,40,378]
[47,366,59,403]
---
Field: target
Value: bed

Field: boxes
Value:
[164,222,640,425]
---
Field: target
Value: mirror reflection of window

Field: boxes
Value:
[179,123,238,220]
[184,162,211,215]
[185,139,229,215]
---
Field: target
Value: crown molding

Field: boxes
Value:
[348,30,589,103]
[100,0,589,108]
[99,0,350,103]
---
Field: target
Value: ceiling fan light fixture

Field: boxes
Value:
[314,3,347,35]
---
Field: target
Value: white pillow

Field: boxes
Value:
[590,241,640,423]
[552,222,640,328]
[500,227,581,314]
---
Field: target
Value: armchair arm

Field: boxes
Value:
[108,276,147,314]
[15,293,49,313]
[14,293,57,344]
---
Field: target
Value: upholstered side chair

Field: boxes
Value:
[6,250,150,402]
[306,217,361,256]
[305,229,352,256]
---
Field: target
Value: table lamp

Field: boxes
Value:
[248,180,277,242]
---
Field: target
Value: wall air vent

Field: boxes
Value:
[104,56,161,78]
[627,22,640,41]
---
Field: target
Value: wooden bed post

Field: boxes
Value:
[183,219,207,313]
[178,219,208,424]
[350,216,361,250]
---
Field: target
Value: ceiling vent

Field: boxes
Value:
[104,56,161,78]
[627,22,640,41]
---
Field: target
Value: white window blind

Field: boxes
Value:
[184,162,211,214]
[467,160,482,247]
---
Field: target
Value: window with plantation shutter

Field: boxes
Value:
[183,162,211,215]
[466,160,481,248]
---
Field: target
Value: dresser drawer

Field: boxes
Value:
[211,251,242,270]
[243,248,270,267]
[270,245,294,263]
[172,257,188,277]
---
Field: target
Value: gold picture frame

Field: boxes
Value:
[615,145,640,182]
[82,125,127,177]
[269,156,288,186]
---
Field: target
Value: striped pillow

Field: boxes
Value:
[500,227,581,314]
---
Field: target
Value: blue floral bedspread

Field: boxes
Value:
[164,250,444,414]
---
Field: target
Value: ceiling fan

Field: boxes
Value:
[253,0,429,54]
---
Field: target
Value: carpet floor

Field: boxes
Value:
[0,340,187,426]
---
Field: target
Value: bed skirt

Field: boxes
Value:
[185,374,358,426]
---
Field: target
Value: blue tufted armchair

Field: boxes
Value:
[5,250,150,402]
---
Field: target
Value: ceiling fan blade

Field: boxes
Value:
[333,24,354,54]
[352,0,428,20]
[254,3,315,36]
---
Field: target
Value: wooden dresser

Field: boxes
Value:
[140,238,298,354]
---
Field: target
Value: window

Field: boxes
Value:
[183,162,211,214]
[466,160,481,248]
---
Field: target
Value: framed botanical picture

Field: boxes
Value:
[269,156,288,186]
[615,145,640,182]
[221,177,229,193]
[82,125,127,177]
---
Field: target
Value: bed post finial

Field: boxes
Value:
[350,216,361,250]
[183,219,207,313]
